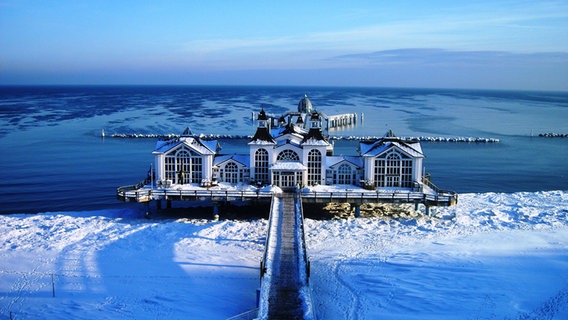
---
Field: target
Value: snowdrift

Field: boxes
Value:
[1,191,567,319]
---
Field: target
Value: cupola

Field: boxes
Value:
[298,94,313,114]
[309,111,321,129]
[257,108,268,128]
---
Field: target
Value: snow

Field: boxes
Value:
[270,161,306,170]
[1,191,567,319]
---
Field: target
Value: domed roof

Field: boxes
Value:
[297,94,313,113]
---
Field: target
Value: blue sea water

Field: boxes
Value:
[0,85,567,214]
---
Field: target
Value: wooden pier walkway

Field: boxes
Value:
[258,193,314,319]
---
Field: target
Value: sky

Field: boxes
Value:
[1,0,567,90]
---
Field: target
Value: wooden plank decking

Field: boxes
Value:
[257,193,314,319]
[266,193,304,319]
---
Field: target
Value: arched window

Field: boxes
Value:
[255,148,269,184]
[165,147,203,184]
[277,149,300,161]
[374,150,413,188]
[336,163,354,185]
[307,149,322,185]
[223,162,239,184]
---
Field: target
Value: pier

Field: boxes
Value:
[320,112,358,130]
[116,183,457,212]
[258,193,314,319]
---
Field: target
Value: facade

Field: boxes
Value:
[152,96,425,190]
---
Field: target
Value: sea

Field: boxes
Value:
[0,85,567,214]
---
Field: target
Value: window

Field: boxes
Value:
[336,163,353,185]
[374,150,413,188]
[277,149,300,161]
[164,147,203,184]
[223,162,239,184]
[255,148,269,184]
[374,159,385,187]
[307,149,322,185]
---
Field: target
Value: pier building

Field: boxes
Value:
[118,95,456,209]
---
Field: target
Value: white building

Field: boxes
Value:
[151,96,425,191]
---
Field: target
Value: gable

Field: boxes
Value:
[214,154,250,168]
[374,143,422,159]
[362,141,424,159]
[326,156,363,169]
[154,137,216,156]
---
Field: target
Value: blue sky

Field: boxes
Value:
[1,0,567,90]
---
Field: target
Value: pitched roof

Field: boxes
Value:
[360,140,424,158]
[250,127,275,144]
[213,154,250,167]
[280,122,305,136]
[201,139,220,153]
[359,130,423,158]
[302,127,327,143]
[326,156,363,168]
[153,137,218,155]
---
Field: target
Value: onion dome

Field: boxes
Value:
[298,94,313,113]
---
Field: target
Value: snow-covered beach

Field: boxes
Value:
[1,190,567,319]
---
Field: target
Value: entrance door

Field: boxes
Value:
[281,172,295,188]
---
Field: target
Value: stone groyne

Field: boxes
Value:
[108,133,501,143]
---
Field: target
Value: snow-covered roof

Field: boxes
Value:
[153,137,217,155]
[326,156,363,168]
[270,162,307,171]
[201,139,220,153]
[360,139,424,158]
[276,138,302,149]
[277,123,307,137]
[302,137,330,146]
[213,154,250,167]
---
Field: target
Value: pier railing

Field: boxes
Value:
[299,190,457,205]
[117,187,276,202]
[260,196,277,280]
[117,185,457,206]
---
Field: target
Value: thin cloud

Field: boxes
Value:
[330,49,568,67]
[179,1,568,56]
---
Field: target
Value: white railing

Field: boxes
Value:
[117,186,457,205]
[300,190,456,204]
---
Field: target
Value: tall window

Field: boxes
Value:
[255,148,269,184]
[164,147,203,184]
[401,158,413,188]
[374,150,413,188]
[307,149,322,185]
[336,163,354,185]
[224,162,239,184]
[277,149,300,161]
